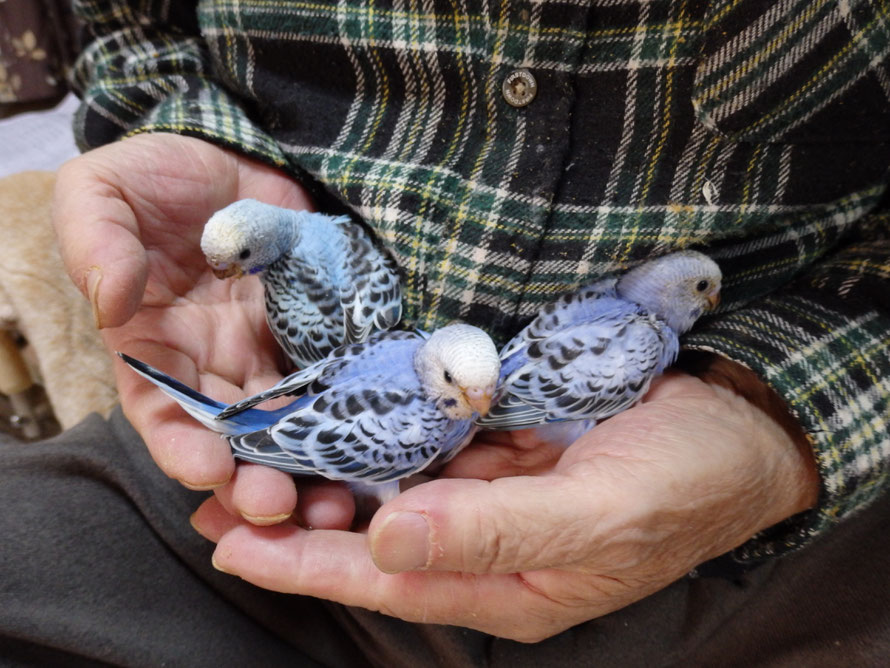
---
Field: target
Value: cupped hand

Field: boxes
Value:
[195,370,820,642]
[54,133,354,527]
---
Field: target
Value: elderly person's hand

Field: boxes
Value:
[54,134,820,641]
[195,362,819,642]
[54,133,355,528]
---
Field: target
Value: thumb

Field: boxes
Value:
[53,158,148,329]
[368,474,608,574]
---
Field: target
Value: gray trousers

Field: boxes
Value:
[1,409,888,667]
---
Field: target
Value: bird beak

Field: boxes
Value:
[462,385,494,416]
[706,293,721,310]
[211,264,244,280]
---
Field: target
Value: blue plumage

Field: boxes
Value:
[201,200,402,368]
[120,324,500,503]
[477,251,722,440]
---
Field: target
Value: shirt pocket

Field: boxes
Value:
[691,0,890,144]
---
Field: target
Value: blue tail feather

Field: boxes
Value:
[117,353,284,436]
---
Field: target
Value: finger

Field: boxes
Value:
[295,480,355,530]
[214,463,298,526]
[53,156,149,329]
[210,470,354,530]
[234,157,316,211]
[211,523,571,641]
[368,474,617,575]
[191,495,243,542]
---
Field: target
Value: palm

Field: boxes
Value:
[78,135,304,358]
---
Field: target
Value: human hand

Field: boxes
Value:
[54,133,354,527]
[194,368,820,641]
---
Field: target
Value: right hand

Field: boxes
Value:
[198,370,819,641]
[54,133,355,528]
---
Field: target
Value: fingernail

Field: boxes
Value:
[86,266,103,329]
[211,553,236,575]
[371,511,431,573]
[179,478,229,492]
[189,511,210,539]
[240,511,292,526]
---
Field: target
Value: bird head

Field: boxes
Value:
[200,199,299,279]
[615,251,722,334]
[415,323,501,420]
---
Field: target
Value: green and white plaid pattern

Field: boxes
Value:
[71,0,890,562]
[687,226,890,561]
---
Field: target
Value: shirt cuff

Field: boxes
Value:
[683,233,890,563]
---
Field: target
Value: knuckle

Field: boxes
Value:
[466,502,512,572]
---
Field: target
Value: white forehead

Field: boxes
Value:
[429,324,500,382]
[201,212,247,257]
[200,200,277,258]
[665,251,722,281]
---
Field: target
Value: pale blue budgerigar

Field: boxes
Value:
[118,324,500,503]
[201,199,402,368]
[476,251,722,443]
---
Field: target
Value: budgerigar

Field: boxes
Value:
[476,251,722,444]
[201,199,402,368]
[119,324,500,503]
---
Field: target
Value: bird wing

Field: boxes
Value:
[263,217,401,366]
[498,277,619,364]
[263,253,344,367]
[218,330,420,419]
[480,305,677,430]
[216,358,335,419]
[228,384,469,484]
[337,221,403,345]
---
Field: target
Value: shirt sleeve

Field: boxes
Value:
[683,209,890,563]
[70,0,287,168]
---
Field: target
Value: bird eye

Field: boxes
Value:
[696,280,709,292]
[239,249,251,260]
[443,370,453,384]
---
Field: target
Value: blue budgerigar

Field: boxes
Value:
[201,199,402,368]
[476,251,722,442]
[119,324,500,503]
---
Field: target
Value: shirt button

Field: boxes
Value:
[502,69,537,107]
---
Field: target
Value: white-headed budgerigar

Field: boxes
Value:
[476,251,722,443]
[201,199,402,368]
[119,324,500,503]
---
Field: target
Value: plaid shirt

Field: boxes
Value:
[71,0,890,564]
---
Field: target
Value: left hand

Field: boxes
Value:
[53,134,355,528]
[192,369,820,642]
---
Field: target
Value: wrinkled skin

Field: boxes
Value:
[55,133,820,642]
